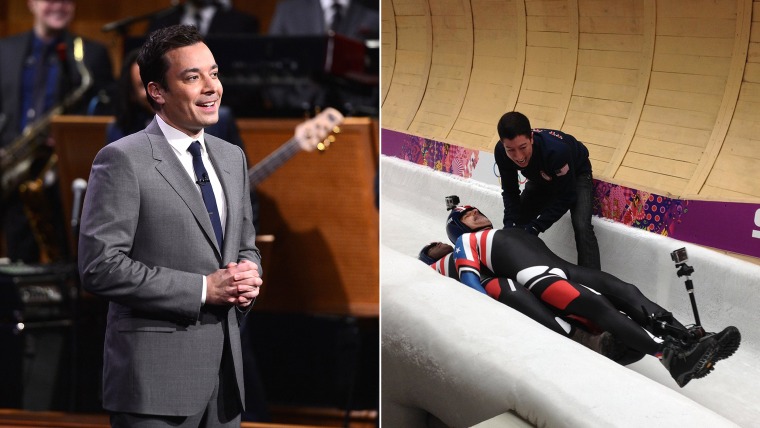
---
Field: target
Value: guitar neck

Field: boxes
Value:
[248,137,302,187]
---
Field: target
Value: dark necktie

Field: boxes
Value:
[194,11,204,35]
[188,141,223,249]
[330,1,343,32]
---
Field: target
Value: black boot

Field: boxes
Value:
[693,326,741,379]
[660,335,718,387]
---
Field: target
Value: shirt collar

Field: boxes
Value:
[30,33,63,56]
[321,0,350,10]
[183,3,217,20]
[155,114,206,155]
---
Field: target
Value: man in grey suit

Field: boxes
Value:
[268,0,379,41]
[78,25,262,427]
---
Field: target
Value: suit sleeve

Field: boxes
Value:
[78,144,204,323]
[87,42,114,91]
[453,235,487,294]
[83,41,115,114]
[267,4,287,35]
[527,144,577,233]
[494,142,521,228]
[235,144,262,273]
[232,144,261,319]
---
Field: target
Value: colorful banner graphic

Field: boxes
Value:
[381,129,479,178]
[593,181,687,236]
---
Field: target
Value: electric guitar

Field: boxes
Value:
[248,108,345,187]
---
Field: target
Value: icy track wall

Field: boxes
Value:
[380,156,760,427]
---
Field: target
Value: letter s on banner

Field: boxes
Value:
[753,209,760,239]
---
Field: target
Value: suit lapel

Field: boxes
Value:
[146,120,223,258]
[313,1,327,33]
[1,33,32,128]
[342,3,361,36]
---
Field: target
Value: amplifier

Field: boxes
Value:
[0,263,78,410]
[0,263,76,321]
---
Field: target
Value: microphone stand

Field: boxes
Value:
[101,3,183,35]
[68,178,86,412]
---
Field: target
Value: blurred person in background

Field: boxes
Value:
[148,0,259,37]
[269,0,378,41]
[0,0,114,263]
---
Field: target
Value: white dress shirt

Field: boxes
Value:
[320,0,350,29]
[179,4,218,37]
[156,115,228,305]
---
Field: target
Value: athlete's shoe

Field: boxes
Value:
[710,326,741,363]
[600,333,630,362]
[612,347,647,366]
[692,326,741,379]
[571,329,627,360]
[660,334,718,388]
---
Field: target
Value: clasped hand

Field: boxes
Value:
[206,260,263,307]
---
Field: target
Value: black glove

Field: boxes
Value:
[522,224,540,236]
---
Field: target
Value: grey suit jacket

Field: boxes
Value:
[78,118,260,415]
[268,0,379,41]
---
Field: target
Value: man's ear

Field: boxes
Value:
[146,82,165,106]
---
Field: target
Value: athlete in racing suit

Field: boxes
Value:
[419,242,621,356]
[445,204,740,387]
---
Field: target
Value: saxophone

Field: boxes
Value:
[0,37,92,263]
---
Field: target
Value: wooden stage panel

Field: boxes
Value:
[51,116,378,317]
[382,0,760,201]
[237,117,379,316]
[50,116,113,257]
[0,407,377,428]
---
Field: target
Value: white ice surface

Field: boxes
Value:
[381,156,760,428]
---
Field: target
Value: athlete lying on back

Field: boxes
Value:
[419,241,629,360]
[435,201,740,387]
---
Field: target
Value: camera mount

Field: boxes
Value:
[670,247,701,327]
[645,310,702,342]
[445,195,460,211]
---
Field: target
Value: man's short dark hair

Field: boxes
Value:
[418,243,439,265]
[137,25,204,110]
[497,111,532,140]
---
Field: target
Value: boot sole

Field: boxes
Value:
[713,326,741,363]
[693,327,741,379]
[676,343,718,388]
